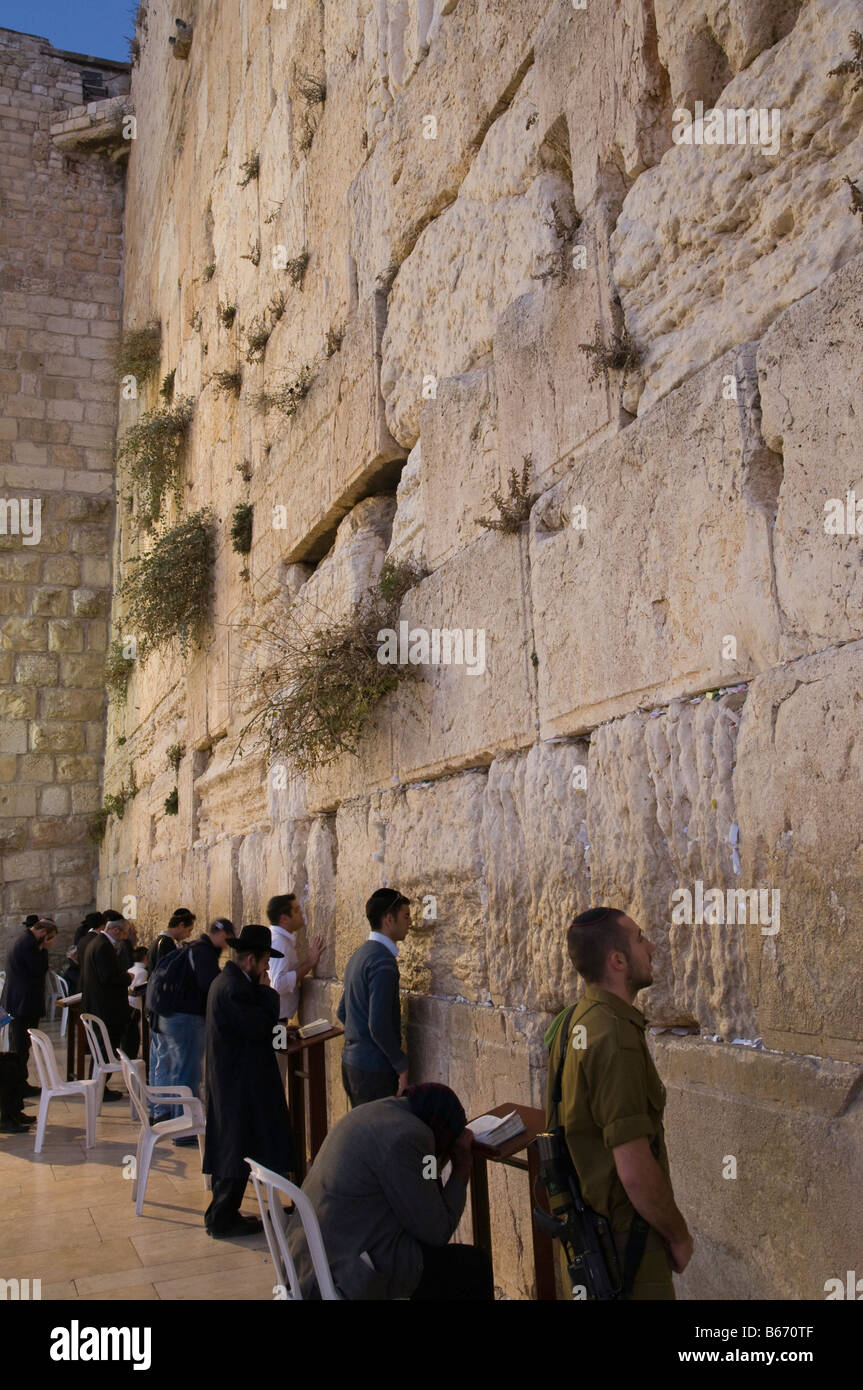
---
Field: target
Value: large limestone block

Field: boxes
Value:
[385,440,426,569]
[587,689,758,1038]
[305,813,338,978]
[481,740,590,1014]
[659,1036,863,1299]
[380,67,577,446]
[251,293,403,570]
[195,740,269,843]
[417,365,500,571]
[333,792,395,975]
[758,253,863,648]
[350,0,545,299]
[237,821,311,926]
[385,773,489,1001]
[395,528,536,779]
[655,0,804,107]
[612,0,863,414]
[530,348,784,737]
[531,0,672,211]
[733,642,863,1060]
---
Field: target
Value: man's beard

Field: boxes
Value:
[625,960,653,993]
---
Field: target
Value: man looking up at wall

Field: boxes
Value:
[545,906,693,1299]
[266,893,325,1088]
[337,888,411,1108]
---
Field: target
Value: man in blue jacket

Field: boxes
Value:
[337,888,411,1107]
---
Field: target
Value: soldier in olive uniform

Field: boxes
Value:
[546,905,693,1299]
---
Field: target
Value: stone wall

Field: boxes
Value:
[0,28,126,956]
[97,0,862,1298]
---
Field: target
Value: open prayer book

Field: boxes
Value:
[297,1018,332,1039]
[467,1110,526,1148]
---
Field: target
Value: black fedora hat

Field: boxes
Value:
[230,923,283,958]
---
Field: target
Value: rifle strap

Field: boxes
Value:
[549,1005,577,1122]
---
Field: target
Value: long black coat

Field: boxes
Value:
[80,933,131,1043]
[1,929,50,1018]
[203,960,295,1180]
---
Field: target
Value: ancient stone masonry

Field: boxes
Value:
[3,0,862,1298]
[0,28,127,954]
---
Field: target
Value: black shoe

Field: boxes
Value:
[14,1113,36,1126]
[0,1118,29,1134]
[172,1135,198,1147]
[208,1216,264,1240]
[101,1089,123,1102]
[22,1084,41,1098]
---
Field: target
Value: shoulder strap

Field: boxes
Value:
[549,1004,577,1120]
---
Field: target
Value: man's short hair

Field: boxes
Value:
[168,909,195,931]
[102,908,125,924]
[567,906,631,984]
[365,888,410,932]
[209,917,233,935]
[35,918,57,936]
[133,946,148,961]
[266,894,296,925]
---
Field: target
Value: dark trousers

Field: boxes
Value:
[205,1175,250,1234]
[10,1016,39,1087]
[341,1059,398,1108]
[120,1010,141,1059]
[0,1053,26,1120]
[411,1243,495,1301]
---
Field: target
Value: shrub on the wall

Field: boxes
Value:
[122,508,215,659]
[235,558,424,771]
[105,638,136,704]
[115,320,161,383]
[231,503,253,555]
[117,397,195,528]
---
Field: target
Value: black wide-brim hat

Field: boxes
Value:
[229,923,283,957]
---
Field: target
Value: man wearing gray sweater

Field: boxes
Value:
[337,888,411,1106]
[286,1084,494,1300]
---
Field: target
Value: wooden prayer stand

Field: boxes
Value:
[55,993,85,1081]
[469,1100,558,1301]
[284,1025,344,1180]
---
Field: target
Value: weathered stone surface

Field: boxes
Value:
[659,1035,863,1299]
[734,643,863,1060]
[530,349,785,737]
[417,365,500,571]
[654,0,804,108]
[612,0,863,414]
[758,253,863,648]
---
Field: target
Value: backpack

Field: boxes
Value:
[145,945,193,1019]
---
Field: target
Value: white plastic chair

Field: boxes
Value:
[245,1157,341,1300]
[45,970,68,1021]
[58,978,72,1040]
[118,1048,206,1216]
[80,1012,135,1116]
[27,1028,100,1153]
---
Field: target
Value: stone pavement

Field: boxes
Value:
[0,1022,275,1301]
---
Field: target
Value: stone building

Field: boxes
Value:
[2,0,862,1298]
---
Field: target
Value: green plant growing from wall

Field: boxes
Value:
[238,152,260,186]
[122,509,215,659]
[324,325,344,357]
[231,502,253,555]
[254,362,316,417]
[285,250,309,288]
[236,458,253,482]
[245,316,271,362]
[166,742,185,772]
[105,638,136,704]
[268,290,287,322]
[219,302,237,328]
[829,30,863,92]
[164,786,179,815]
[101,768,138,825]
[160,368,176,401]
[115,320,161,384]
[202,262,216,281]
[241,238,261,267]
[843,175,863,222]
[87,806,110,843]
[578,320,642,382]
[477,457,537,534]
[235,558,424,771]
[117,396,195,528]
[210,369,243,397]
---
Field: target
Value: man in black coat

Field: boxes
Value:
[80,915,132,1101]
[203,924,295,1239]
[1,917,57,1097]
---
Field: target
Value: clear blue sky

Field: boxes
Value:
[1,0,134,62]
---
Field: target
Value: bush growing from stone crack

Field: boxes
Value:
[829,30,863,93]
[238,152,260,186]
[253,362,316,416]
[241,238,261,267]
[245,316,271,362]
[478,457,537,533]
[235,559,425,771]
[105,638,135,704]
[578,320,642,382]
[164,786,179,815]
[115,320,161,383]
[210,369,243,397]
[117,396,195,528]
[160,368,176,401]
[87,806,110,843]
[166,742,184,772]
[285,250,309,288]
[219,302,237,328]
[231,502,253,556]
[121,509,214,659]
